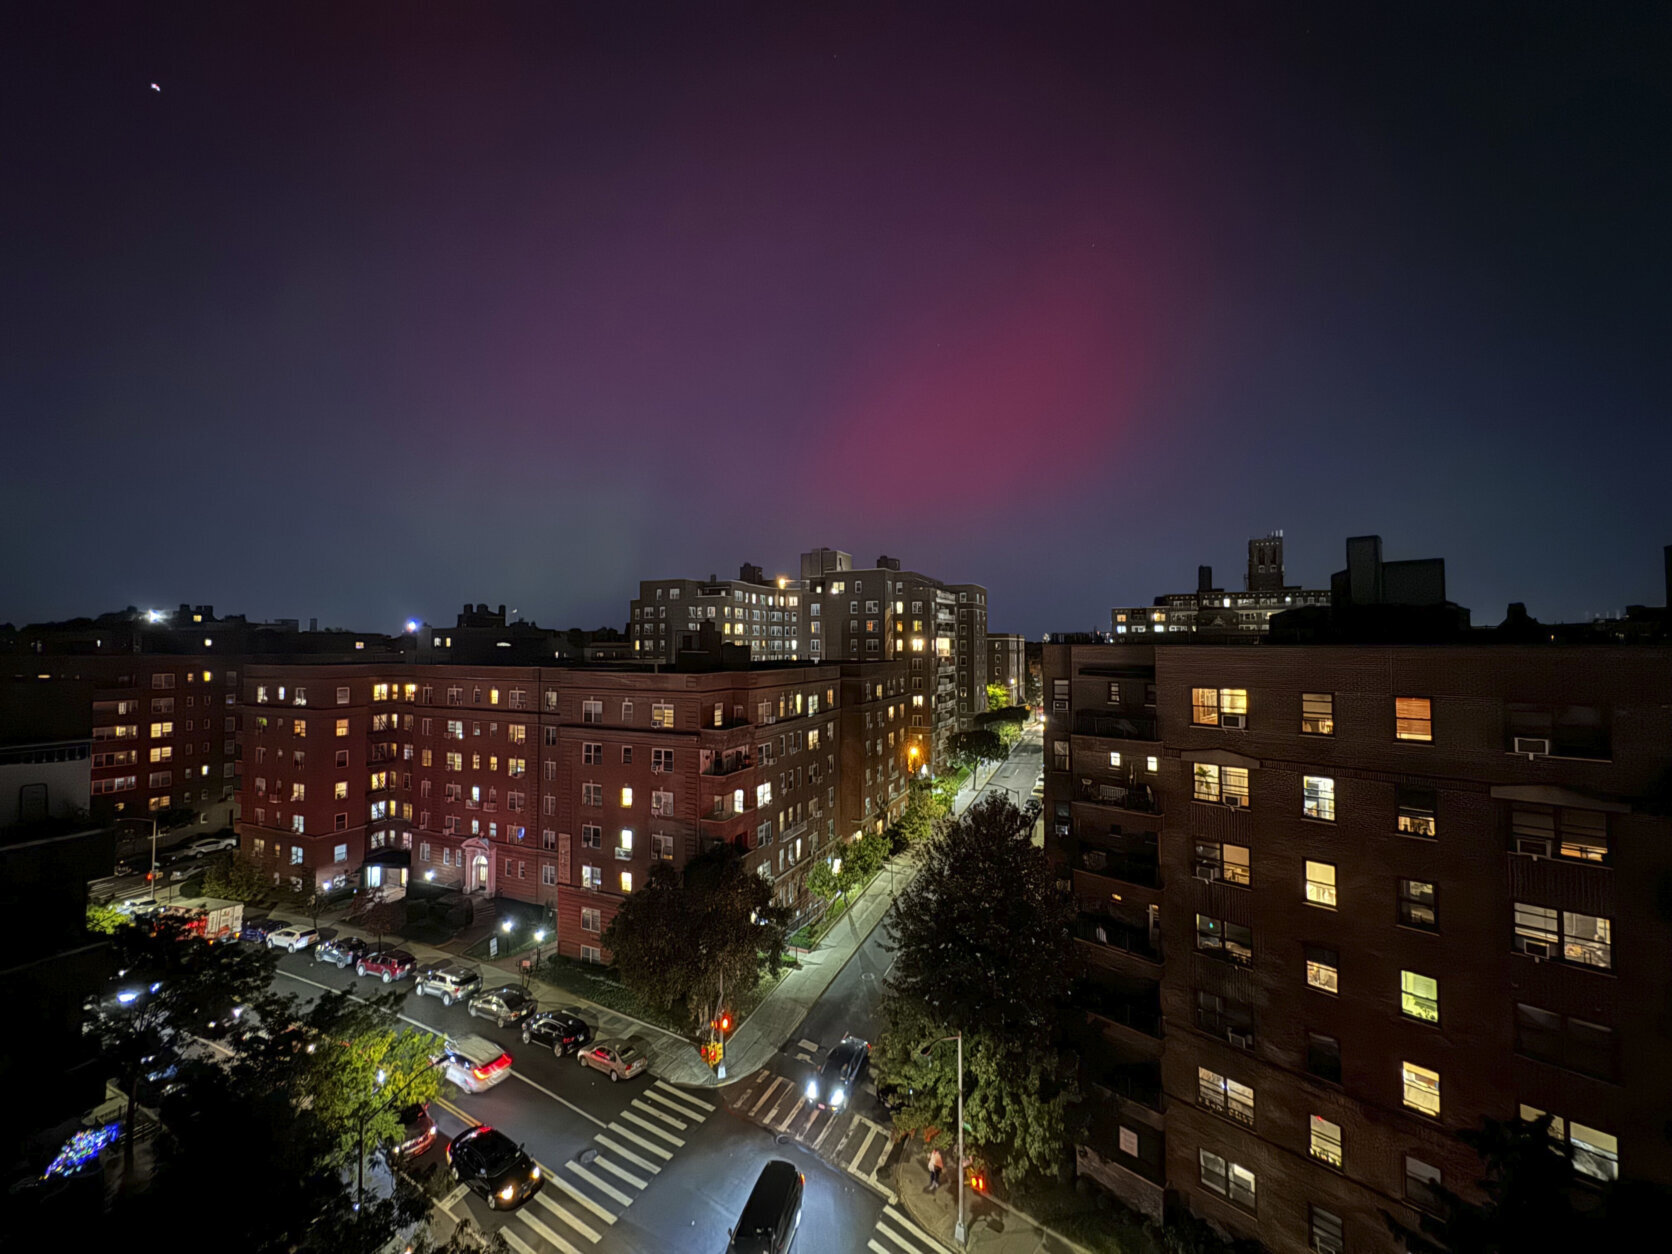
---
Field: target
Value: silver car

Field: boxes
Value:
[577,1037,649,1083]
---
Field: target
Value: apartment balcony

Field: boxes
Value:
[1088,1065,1164,1115]
[1079,985,1163,1043]
[1194,1007,1256,1052]
[1073,848,1161,891]
[1075,782,1161,818]
[1072,713,1159,742]
[1075,912,1162,969]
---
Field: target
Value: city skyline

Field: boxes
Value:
[4,5,1670,634]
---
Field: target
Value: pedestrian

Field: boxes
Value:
[927,1146,944,1193]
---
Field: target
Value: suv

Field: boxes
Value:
[415,964,482,1007]
[315,937,369,969]
[728,1159,804,1253]
[446,1124,540,1210]
[435,1034,513,1093]
[804,1036,868,1110]
[357,949,417,982]
[523,1010,592,1056]
[467,985,537,1028]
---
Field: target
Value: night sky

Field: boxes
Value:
[4,3,1669,636]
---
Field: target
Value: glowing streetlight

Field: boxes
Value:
[501,919,514,934]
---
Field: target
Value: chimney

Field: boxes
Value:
[309,617,317,633]
[1198,565,1214,596]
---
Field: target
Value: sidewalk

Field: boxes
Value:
[894,1137,1093,1254]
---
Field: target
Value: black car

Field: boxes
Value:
[241,917,291,944]
[804,1036,869,1110]
[729,1159,804,1253]
[446,1125,542,1210]
[466,985,538,1028]
[392,1102,438,1159]
[314,936,369,969]
[521,1010,592,1056]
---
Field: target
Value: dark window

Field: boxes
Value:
[1310,1205,1345,1254]
[1398,879,1438,931]
[1514,1003,1616,1081]
[1405,1157,1443,1212]
[1506,703,1609,760]
[1306,1033,1342,1085]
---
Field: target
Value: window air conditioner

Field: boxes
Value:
[1514,837,1551,859]
[1517,938,1552,959]
[1228,1030,1253,1050]
[1514,737,1551,757]
[1193,868,1217,883]
[1220,713,1246,729]
[1223,795,1245,808]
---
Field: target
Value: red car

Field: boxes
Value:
[357,948,417,983]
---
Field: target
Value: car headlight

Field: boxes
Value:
[499,1183,516,1201]
[530,1165,541,1180]
[832,1086,845,1107]
[806,1079,820,1101]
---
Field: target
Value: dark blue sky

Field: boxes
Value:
[3,3,1668,636]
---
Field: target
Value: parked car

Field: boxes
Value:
[577,1038,648,1083]
[804,1036,868,1110]
[446,1124,540,1210]
[728,1159,805,1253]
[467,985,537,1028]
[434,1034,514,1094]
[315,936,369,968]
[392,1102,437,1160]
[117,897,164,919]
[181,833,237,855]
[265,925,320,953]
[522,1010,592,1056]
[241,917,291,944]
[134,1046,186,1104]
[414,964,482,1007]
[357,948,417,982]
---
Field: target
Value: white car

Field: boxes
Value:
[266,926,320,953]
[183,835,238,855]
[435,1034,514,1094]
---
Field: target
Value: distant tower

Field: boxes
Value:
[1247,532,1285,593]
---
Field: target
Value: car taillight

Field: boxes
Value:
[472,1053,511,1079]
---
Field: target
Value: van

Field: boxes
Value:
[728,1159,804,1253]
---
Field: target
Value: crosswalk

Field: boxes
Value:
[730,1065,896,1195]
[435,1079,717,1254]
[868,1203,953,1254]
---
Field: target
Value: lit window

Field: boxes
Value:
[1305,944,1339,994]
[1398,879,1438,931]
[1400,971,1439,1023]
[1191,688,1247,726]
[1397,786,1437,837]
[1401,1062,1441,1117]
[620,786,633,808]
[1513,901,1559,955]
[333,781,348,800]
[1146,756,1158,773]
[1395,697,1432,742]
[1301,692,1334,735]
[1109,751,1120,767]
[1304,861,1337,908]
[1303,775,1335,821]
[336,718,349,737]
[1309,1116,1343,1168]
[619,871,633,893]
[1562,912,1612,969]
[1194,763,1222,802]
[1568,1122,1619,1183]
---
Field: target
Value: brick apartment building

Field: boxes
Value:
[987,632,1026,706]
[629,565,803,663]
[235,655,898,960]
[1046,546,1670,1252]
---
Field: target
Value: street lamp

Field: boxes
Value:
[356,1052,447,1218]
[920,1032,968,1246]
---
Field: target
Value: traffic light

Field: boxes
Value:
[967,1167,988,1193]
[718,1012,732,1034]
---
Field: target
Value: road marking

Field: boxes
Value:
[761,1082,798,1125]
[548,1172,618,1224]
[654,1079,714,1111]
[595,1133,661,1173]
[638,1092,692,1126]
[592,1154,648,1190]
[832,1114,860,1160]
[884,1204,950,1252]
[774,1096,808,1132]
[607,1121,673,1159]
[441,1184,470,1209]
[877,1220,934,1254]
[868,1241,894,1254]
[748,1076,789,1118]
[621,1109,684,1146]
[533,1187,602,1241]
[564,1159,634,1207]
[511,1071,608,1128]
[812,1111,841,1151]
[752,1068,771,1083]
[854,1113,890,1138]
[794,1052,812,1062]
[797,1038,821,1053]
[846,1126,881,1180]
[516,1208,583,1253]
[434,1096,475,1123]
[499,1225,543,1254]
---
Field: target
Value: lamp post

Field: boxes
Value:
[922,1032,967,1246]
[356,1053,447,1220]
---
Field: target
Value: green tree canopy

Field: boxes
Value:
[201,850,273,902]
[603,845,790,1032]
[985,682,1010,713]
[949,729,1006,771]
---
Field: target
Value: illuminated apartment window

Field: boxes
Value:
[1400,971,1439,1023]
[619,871,633,893]
[1397,786,1437,838]
[1398,879,1438,931]
[1395,697,1433,741]
[1401,1062,1441,1117]
[1304,861,1337,909]
[1562,912,1612,969]
[1309,1116,1343,1168]
[620,786,633,808]
[1191,687,1248,727]
[1305,944,1339,994]
[1303,775,1335,821]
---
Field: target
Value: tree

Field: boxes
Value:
[603,846,790,1032]
[949,729,1006,772]
[1383,1114,1640,1253]
[985,682,1009,713]
[350,896,408,949]
[875,795,1077,1183]
[804,858,841,907]
[86,900,128,934]
[201,850,272,902]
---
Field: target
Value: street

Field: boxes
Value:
[241,727,1043,1254]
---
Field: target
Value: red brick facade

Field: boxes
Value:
[1046,642,1672,1252]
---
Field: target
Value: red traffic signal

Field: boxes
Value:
[967,1169,988,1193]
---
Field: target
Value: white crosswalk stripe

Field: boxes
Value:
[880,1203,951,1253]
[532,1186,603,1242]
[798,1038,821,1053]
[548,1172,618,1224]
[516,1205,585,1254]
[621,1107,685,1146]
[564,1159,635,1207]
[596,1132,662,1172]
[631,1096,688,1129]
[607,1120,673,1159]
[749,1075,790,1118]
[498,1224,543,1254]
[593,1154,648,1190]
[654,1079,714,1112]
[641,1089,695,1124]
